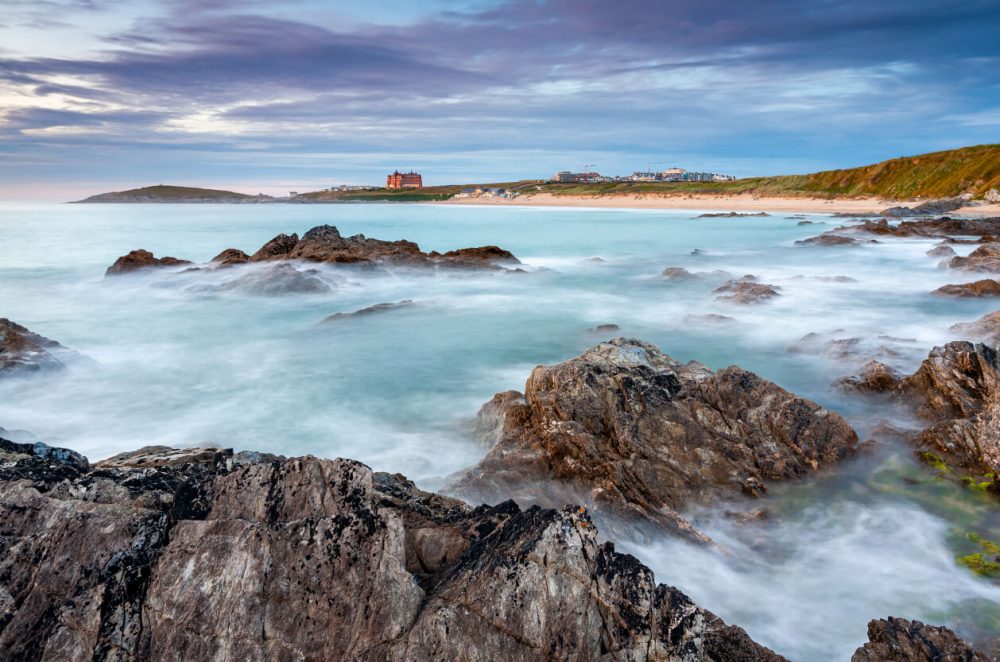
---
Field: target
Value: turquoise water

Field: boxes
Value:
[1,202,998,658]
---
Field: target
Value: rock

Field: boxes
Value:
[880,198,968,217]
[713,279,781,304]
[0,443,786,661]
[588,323,620,334]
[852,617,991,661]
[322,300,416,322]
[210,248,250,266]
[451,338,859,541]
[949,243,1000,273]
[933,279,1000,297]
[951,311,1000,346]
[835,360,903,393]
[0,318,77,375]
[105,249,192,276]
[0,437,89,470]
[840,216,1000,239]
[684,313,737,325]
[695,212,770,218]
[215,263,333,295]
[249,232,299,261]
[927,244,957,257]
[662,267,732,280]
[662,266,695,279]
[795,234,860,246]
[842,342,1000,479]
[433,245,520,266]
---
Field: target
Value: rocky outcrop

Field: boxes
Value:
[951,311,1000,346]
[880,197,968,217]
[949,243,1000,273]
[933,279,1000,297]
[926,244,957,257]
[713,279,781,304]
[110,225,520,275]
[214,263,334,295]
[105,249,192,276]
[837,216,1000,239]
[322,300,416,322]
[0,318,77,375]
[0,440,786,661]
[852,617,991,661]
[795,234,863,246]
[662,267,732,280]
[451,339,859,540]
[841,342,999,481]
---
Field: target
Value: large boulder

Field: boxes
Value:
[105,249,192,276]
[852,617,991,661]
[0,319,77,375]
[451,338,859,540]
[949,243,1000,273]
[0,442,785,661]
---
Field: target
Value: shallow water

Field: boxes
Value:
[1,202,998,658]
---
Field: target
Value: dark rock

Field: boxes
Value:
[714,279,781,304]
[852,617,991,661]
[0,318,77,375]
[451,338,859,541]
[662,267,732,280]
[927,244,957,258]
[835,360,903,393]
[933,279,1000,297]
[880,197,968,217]
[795,234,860,246]
[105,249,192,276]
[434,245,520,266]
[322,300,416,323]
[0,437,89,470]
[210,248,250,266]
[215,263,332,296]
[951,311,1000,347]
[249,232,299,261]
[838,216,1000,239]
[589,323,620,334]
[695,212,770,218]
[0,443,785,661]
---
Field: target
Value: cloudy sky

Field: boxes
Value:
[1,0,998,200]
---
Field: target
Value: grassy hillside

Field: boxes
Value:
[77,185,255,202]
[537,144,1000,200]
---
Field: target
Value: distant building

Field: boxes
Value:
[553,170,608,183]
[386,171,423,189]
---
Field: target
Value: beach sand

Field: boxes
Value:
[439,192,1000,215]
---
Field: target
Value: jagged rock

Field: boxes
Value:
[839,216,1000,239]
[0,437,89,469]
[105,249,192,276]
[951,311,1000,346]
[852,617,991,661]
[841,342,999,479]
[795,234,860,246]
[714,279,781,304]
[880,198,968,217]
[836,360,903,393]
[933,279,1000,297]
[250,232,300,261]
[432,245,520,265]
[322,300,416,322]
[215,263,333,295]
[210,248,250,266]
[927,244,957,257]
[0,443,785,661]
[0,318,78,375]
[949,243,1000,273]
[451,339,859,541]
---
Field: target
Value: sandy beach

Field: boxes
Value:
[440,192,1000,215]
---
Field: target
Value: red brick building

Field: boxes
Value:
[386,171,423,189]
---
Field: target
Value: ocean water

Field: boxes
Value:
[1,202,998,658]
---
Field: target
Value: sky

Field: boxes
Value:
[0,0,998,200]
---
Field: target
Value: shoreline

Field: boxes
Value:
[437,192,1000,215]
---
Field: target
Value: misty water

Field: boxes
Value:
[1,202,998,659]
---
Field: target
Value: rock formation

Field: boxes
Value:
[713,279,781,304]
[0,438,788,661]
[949,243,1000,273]
[851,617,991,661]
[214,263,334,295]
[879,197,968,217]
[926,244,957,258]
[838,216,1000,239]
[951,311,1000,346]
[322,300,416,322]
[105,249,192,276]
[0,318,78,375]
[933,279,1000,298]
[451,338,859,540]
[795,234,863,246]
[107,225,520,276]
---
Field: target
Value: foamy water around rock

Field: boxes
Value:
[1,202,998,659]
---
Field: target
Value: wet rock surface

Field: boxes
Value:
[714,278,781,304]
[851,617,991,661]
[213,262,334,295]
[879,197,968,217]
[951,311,1000,346]
[795,234,865,246]
[0,318,78,375]
[0,440,787,662]
[949,243,1000,273]
[209,248,250,266]
[933,279,1000,298]
[451,338,859,541]
[322,300,416,322]
[105,249,193,276]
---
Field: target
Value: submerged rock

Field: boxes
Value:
[0,442,786,661]
[451,338,859,541]
[795,234,861,247]
[933,279,1000,298]
[105,249,192,276]
[927,244,957,258]
[215,263,333,295]
[0,318,78,375]
[951,310,1000,346]
[695,212,770,218]
[714,279,781,304]
[662,266,732,280]
[588,323,620,334]
[322,300,416,322]
[852,617,991,661]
